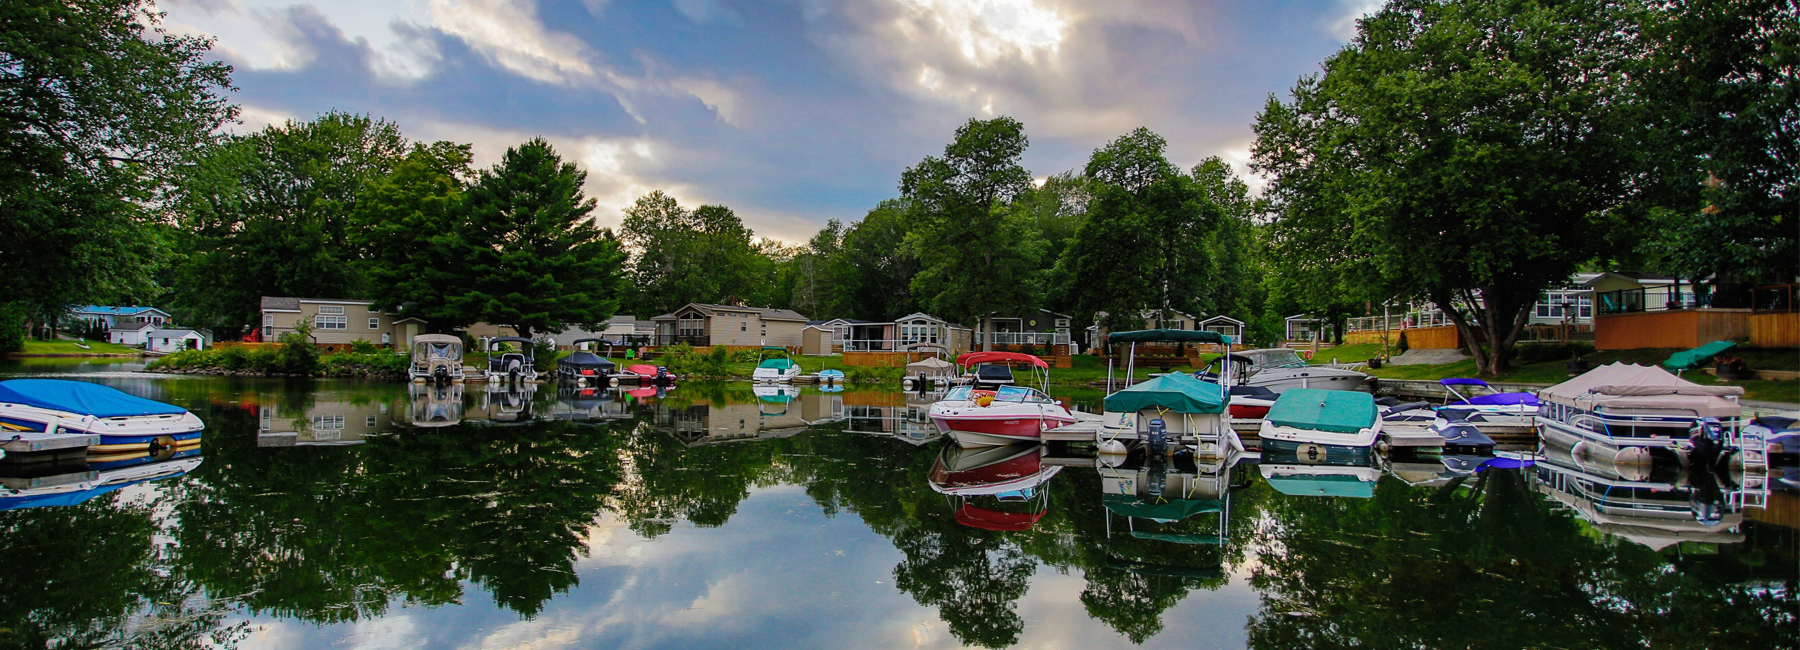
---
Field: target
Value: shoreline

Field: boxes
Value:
[5,352,145,358]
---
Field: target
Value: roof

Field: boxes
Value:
[260,297,301,311]
[74,305,167,316]
[0,379,190,418]
[651,303,809,322]
[1539,363,1742,417]
[148,329,201,338]
[1267,389,1378,433]
[1198,315,1245,326]
[988,308,1073,319]
[1104,372,1227,414]
[115,321,156,332]
[1109,329,1228,344]
[1284,314,1322,322]
[807,318,870,326]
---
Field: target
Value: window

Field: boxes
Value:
[366,415,378,428]
[319,305,345,315]
[314,315,347,329]
[368,317,380,329]
[1055,319,1070,328]
[311,414,345,430]
[741,321,748,332]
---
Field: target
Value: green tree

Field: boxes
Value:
[902,117,1046,340]
[619,192,767,315]
[1192,157,1264,322]
[452,138,626,338]
[171,112,409,335]
[1634,0,1798,286]
[0,0,236,323]
[1252,0,1645,374]
[833,200,923,321]
[351,142,476,331]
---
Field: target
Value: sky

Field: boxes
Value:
[153,0,1383,243]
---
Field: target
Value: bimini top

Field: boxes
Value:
[1540,363,1743,417]
[1108,329,1228,344]
[413,334,462,345]
[1439,378,1490,387]
[956,351,1048,369]
[1266,388,1378,433]
[905,356,957,376]
[0,379,188,418]
[1104,372,1227,414]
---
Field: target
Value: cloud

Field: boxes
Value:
[1329,0,1385,41]
[672,0,745,26]
[427,0,596,84]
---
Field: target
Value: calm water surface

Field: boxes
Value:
[0,359,1794,649]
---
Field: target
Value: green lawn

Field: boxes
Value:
[1364,347,1799,403]
[16,339,141,355]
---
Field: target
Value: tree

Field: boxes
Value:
[1252,0,1645,374]
[1634,0,1798,286]
[832,200,924,321]
[171,112,409,335]
[902,117,1046,342]
[618,192,767,316]
[0,0,236,327]
[1059,128,1224,333]
[351,142,476,331]
[452,138,626,338]
[1192,157,1264,322]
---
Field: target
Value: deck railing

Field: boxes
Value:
[986,332,1069,346]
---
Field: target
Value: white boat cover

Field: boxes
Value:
[1539,363,1743,417]
[905,356,957,377]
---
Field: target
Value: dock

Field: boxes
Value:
[1,432,101,455]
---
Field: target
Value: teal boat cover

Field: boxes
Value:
[1264,474,1376,498]
[757,358,796,370]
[1103,372,1227,414]
[1266,388,1376,433]
[1130,531,1224,545]
[1662,340,1736,371]
[1108,329,1227,344]
[1102,493,1221,522]
[0,379,187,418]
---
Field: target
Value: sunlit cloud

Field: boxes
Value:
[428,0,594,84]
[897,0,1068,67]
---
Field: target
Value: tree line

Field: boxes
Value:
[4,0,1792,374]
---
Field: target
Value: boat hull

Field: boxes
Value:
[1258,419,1380,449]
[932,410,1075,447]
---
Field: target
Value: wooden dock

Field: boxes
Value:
[1,432,100,455]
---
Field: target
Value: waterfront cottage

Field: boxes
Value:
[984,308,1073,351]
[651,303,809,348]
[259,297,517,350]
[109,321,155,347]
[147,329,208,353]
[71,305,171,329]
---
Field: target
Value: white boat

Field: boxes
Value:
[408,334,465,384]
[482,336,539,384]
[0,379,204,455]
[1259,388,1382,452]
[1200,348,1370,394]
[928,352,1076,447]
[1535,363,1742,453]
[751,346,802,383]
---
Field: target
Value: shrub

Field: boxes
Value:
[349,338,379,354]
[275,326,320,375]
[847,365,902,384]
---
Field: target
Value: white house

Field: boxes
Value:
[1198,315,1246,342]
[72,305,171,329]
[1284,315,1330,342]
[148,329,207,353]
[109,321,155,347]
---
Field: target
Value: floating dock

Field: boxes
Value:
[0,432,101,456]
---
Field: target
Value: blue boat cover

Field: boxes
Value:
[0,380,187,418]
[1439,377,1490,387]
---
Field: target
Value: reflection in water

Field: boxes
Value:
[0,367,1790,649]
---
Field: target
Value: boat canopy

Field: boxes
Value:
[1663,340,1736,371]
[487,336,534,352]
[1264,474,1376,498]
[956,351,1048,369]
[1439,377,1490,387]
[0,379,188,418]
[1539,363,1742,417]
[1104,372,1227,414]
[560,350,614,369]
[1102,493,1221,522]
[757,358,797,370]
[1266,388,1378,433]
[905,356,957,376]
[1108,329,1228,344]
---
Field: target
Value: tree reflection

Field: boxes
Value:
[1246,469,1798,649]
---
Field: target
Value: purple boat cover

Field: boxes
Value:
[1439,378,1490,387]
[1464,393,1540,407]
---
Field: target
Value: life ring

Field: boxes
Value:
[1302,350,1314,360]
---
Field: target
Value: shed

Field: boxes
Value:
[801,325,834,356]
[148,329,207,353]
[1198,315,1245,342]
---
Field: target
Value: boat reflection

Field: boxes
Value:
[1534,441,1747,549]
[546,385,637,423]
[409,382,464,428]
[1100,448,1248,545]
[1260,445,1383,498]
[477,383,538,423]
[928,443,1061,531]
[0,452,202,510]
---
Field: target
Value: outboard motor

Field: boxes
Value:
[1145,455,1168,498]
[655,366,671,386]
[1146,418,1168,457]
[1689,417,1727,473]
[433,365,449,386]
[1687,417,1730,524]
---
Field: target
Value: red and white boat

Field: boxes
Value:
[929,352,1076,447]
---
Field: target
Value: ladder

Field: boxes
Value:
[1729,424,1770,510]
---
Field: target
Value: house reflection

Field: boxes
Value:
[258,393,402,447]
[842,391,940,445]
[651,389,844,446]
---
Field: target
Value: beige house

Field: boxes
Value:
[651,303,809,348]
[259,297,515,350]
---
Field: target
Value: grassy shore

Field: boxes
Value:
[13,339,143,356]
[1314,345,1798,403]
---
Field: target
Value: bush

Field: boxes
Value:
[349,338,379,354]
[847,366,902,383]
[666,345,733,379]
[275,329,320,375]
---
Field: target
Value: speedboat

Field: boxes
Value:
[1199,348,1370,394]
[751,346,802,383]
[930,385,1078,447]
[928,443,1061,531]
[1536,363,1742,454]
[0,379,203,455]
[483,336,539,384]
[1259,388,1382,454]
[1743,411,1796,462]
[408,334,465,384]
[557,338,617,386]
[1226,385,1278,420]
[616,363,675,385]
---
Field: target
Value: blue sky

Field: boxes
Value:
[156,0,1381,242]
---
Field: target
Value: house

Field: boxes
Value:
[546,316,655,349]
[806,318,870,352]
[1198,315,1245,342]
[835,313,974,353]
[1088,309,1200,348]
[259,296,516,350]
[109,321,155,347]
[650,303,810,348]
[1285,314,1332,342]
[71,305,171,329]
[147,329,207,353]
[984,309,1073,350]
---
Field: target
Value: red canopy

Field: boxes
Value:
[955,351,1049,369]
[954,504,1046,531]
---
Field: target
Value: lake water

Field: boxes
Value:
[1,359,1794,649]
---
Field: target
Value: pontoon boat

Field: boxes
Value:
[1536,363,1743,454]
[483,337,539,384]
[408,334,465,384]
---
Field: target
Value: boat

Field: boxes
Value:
[1226,384,1279,420]
[482,336,539,384]
[927,443,1061,532]
[1258,388,1382,455]
[901,355,958,391]
[0,454,202,511]
[1535,363,1743,454]
[1100,371,1240,457]
[615,363,675,385]
[751,346,802,383]
[0,379,203,455]
[816,369,846,386]
[1258,446,1382,498]
[928,352,1075,447]
[408,334,465,384]
[1745,411,1797,461]
[1198,348,1370,394]
[556,338,617,386]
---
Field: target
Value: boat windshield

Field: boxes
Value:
[1252,350,1309,368]
[995,386,1051,403]
[414,341,459,361]
[944,386,973,401]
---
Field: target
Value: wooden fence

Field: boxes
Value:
[1749,312,1799,348]
[1594,309,1751,350]
[1402,325,1463,350]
